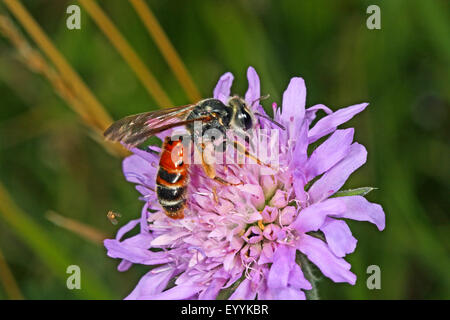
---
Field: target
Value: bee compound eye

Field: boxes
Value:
[242,110,253,130]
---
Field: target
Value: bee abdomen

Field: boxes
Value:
[156,184,187,219]
[156,183,186,200]
[157,137,189,219]
[159,197,186,214]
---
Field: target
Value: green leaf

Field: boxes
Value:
[331,187,377,198]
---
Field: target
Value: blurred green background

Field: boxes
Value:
[0,0,448,299]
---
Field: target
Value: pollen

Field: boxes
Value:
[257,219,265,231]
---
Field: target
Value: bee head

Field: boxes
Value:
[228,96,254,132]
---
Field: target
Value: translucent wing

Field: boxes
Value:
[104,104,206,147]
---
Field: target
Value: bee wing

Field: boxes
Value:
[104,104,207,147]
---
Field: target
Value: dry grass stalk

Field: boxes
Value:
[0,247,24,300]
[129,0,201,102]
[0,14,128,157]
[79,0,173,107]
[3,0,114,132]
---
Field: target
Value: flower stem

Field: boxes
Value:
[297,253,320,300]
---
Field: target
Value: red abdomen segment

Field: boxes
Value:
[156,137,189,219]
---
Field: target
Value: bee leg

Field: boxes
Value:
[231,140,273,169]
[212,186,219,204]
[198,143,243,186]
[216,139,241,173]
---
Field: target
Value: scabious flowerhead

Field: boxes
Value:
[104,67,385,300]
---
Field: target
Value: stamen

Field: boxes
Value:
[257,220,265,231]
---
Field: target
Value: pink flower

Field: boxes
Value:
[104,67,385,300]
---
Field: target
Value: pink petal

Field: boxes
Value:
[308,103,368,143]
[213,72,234,103]
[291,122,309,203]
[104,235,171,265]
[308,143,367,203]
[269,189,289,208]
[151,231,190,246]
[297,234,356,284]
[305,104,333,124]
[130,147,159,163]
[229,278,257,300]
[142,284,201,300]
[280,206,297,225]
[198,278,227,300]
[305,128,354,182]
[272,287,306,300]
[334,196,385,231]
[281,77,306,126]
[117,260,132,272]
[122,154,157,188]
[267,245,296,289]
[244,66,261,111]
[321,218,357,257]
[288,264,312,290]
[292,196,385,232]
[291,198,346,233]
[125,268,174,300]
[115,218,140,241]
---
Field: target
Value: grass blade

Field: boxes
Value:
[0,181,113,299]
[0,247,24,300]
[0,13,128,157]
[3,0,114,132]
[79,0,173,107]
[46,211,107,245]
[129,0,201,102]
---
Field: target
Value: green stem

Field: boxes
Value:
[297,253,320,300]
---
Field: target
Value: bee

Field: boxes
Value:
[104,96,284,220]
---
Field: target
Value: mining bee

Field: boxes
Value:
[104,96,284,220]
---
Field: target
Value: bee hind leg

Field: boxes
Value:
[198,143,243,186]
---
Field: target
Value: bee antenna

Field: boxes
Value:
[255,112,285,130]
[251,94,270,106]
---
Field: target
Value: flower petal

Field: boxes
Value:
[272,287,306,300]
[117,260,133,272]
[308,143,367,203]
[104,235,172,265]
[151,231,190,246]
[115,218,140,241]
[229,278,257,300]
[305,104,333,124]
[130,147,159,163]
[321,218,357,257]
[291,198,346,233]
[125,268,174,300]
[333,196,385,231]
[267,245,295,289]
[288,264,312,290]
[143,284,202,300]
[214,72,234,103]
[281,77,306,126]
[198,278,227,300]
[292,195,385,232]
[245,66,261,111]
[291,121,309,203]
[297,234,356,284]
[122,154,157,188]
[305,128,354,182]
[308,103,368,143]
